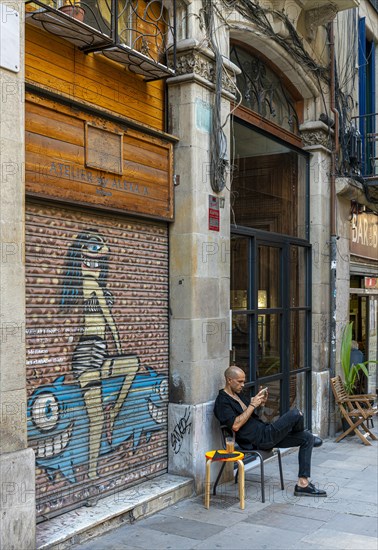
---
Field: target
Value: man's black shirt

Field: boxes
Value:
[213,389,268,449]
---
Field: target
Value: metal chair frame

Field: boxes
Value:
[213,425,284,503]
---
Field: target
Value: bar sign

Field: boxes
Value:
[209,195,220,231]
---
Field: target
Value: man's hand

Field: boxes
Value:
[250,387,268,408]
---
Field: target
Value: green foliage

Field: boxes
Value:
[340,322,370,395]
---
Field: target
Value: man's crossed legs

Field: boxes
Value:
[258,408,326,497]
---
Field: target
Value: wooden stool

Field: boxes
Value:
[204,450,245,509]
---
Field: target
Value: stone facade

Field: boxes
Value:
[167,19,233,481]
[167,0,368,484]
[0,0,377,544]
[0,1,36,548]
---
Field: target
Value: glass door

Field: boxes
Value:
[255,242,282,423]
[231,230,311,425]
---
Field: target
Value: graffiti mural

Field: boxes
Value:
[59,230,141,479]
[27,369,168,483]
[26,205,169,516]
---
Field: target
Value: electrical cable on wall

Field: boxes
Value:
[202,0,229,192]
[222,0,329,82]
[200,0,333,196]
[199,1,377,203]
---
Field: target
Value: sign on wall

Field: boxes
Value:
[350,212,378,261]
[209,195,220,231]
[365,277,378,289]
[0,4,20,73]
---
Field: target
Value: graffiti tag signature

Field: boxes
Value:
[170,407,192,454]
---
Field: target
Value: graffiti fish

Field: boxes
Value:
[27,367,167,483]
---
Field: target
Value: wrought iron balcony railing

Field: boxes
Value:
[26,0,176,81]
[348,112,378,202]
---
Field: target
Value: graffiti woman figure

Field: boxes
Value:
[61,230,139,479]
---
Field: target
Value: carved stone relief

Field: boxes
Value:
[175,51,214,82]
[305,5,338,40]
[174,49,237,95]
[300,121,333,150]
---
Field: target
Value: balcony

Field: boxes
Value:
[350,113,378,202]
[25,0,176,81]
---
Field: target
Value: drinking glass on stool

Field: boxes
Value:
[225,437,234,453]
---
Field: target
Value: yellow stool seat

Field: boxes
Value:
[204,450,245,509]
[205,450,244,461]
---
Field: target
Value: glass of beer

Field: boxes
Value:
[225,436,234,453]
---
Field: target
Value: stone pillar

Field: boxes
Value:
[300,121,333,437]
[167,2,236,491]
[0,2,36,548]
[334,192,351,360]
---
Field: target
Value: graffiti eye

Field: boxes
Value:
[84,237,104,254]
[88,243,101,252]
[31,393,59,432]
[159,379,168,400]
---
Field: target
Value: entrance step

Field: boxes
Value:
[37,474,194,550]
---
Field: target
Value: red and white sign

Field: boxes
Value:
[365,277,378,289]
[209,195,220,232]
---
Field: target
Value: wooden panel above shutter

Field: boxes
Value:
[25,94,174,221]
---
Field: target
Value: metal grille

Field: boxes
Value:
[25,0,176,80]
[230,44,299,135]
[26,202,169,520]
[350,113,378,202]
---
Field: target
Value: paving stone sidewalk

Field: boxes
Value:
[72,427,378,550]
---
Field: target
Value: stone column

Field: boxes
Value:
[0,2,36,548]
[300,121,333,437]
[167,3,236,491]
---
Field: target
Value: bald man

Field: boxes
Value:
[214,365,326,497]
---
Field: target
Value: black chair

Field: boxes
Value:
[213,425,284,503]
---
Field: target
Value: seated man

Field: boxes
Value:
[214,365,326,497]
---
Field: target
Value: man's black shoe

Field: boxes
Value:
[305,430,323,447]
[294,482,327,497]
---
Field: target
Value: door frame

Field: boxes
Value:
[231,225,312,426]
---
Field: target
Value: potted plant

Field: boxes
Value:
[59,0,85,22]
[340,321,369,395]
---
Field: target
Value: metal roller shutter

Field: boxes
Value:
[25,202,169,521]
